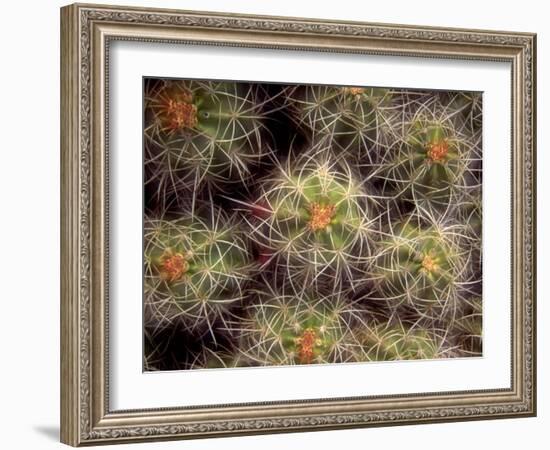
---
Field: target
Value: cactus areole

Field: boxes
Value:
[158,89,198,131]
[295,328,322,363]
[420,252,439,274]
[342,86,366,97]
[307,202,336,232]
[426,139,450,163]
[159,249,191,282]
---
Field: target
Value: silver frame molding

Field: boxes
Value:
[60,3,536,446]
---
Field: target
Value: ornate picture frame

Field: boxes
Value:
[60,3,536,446]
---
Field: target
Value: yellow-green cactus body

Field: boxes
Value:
[288,85,393,158]
[241,286,357,366]
[145,80,270,192]
[379,118,472,208]
[144,209,254,330]
[374,220,467,318]
[250,155,374,285]
[358,323,442,361]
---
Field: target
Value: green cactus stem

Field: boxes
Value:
[357,322,444,361]
[374,216,471,319]
[376,114,479,210]
[453,297,482,356]
[284,85,395,160]
[144,207,255,334]
[144,79,273,197]
[239,281,361,366]
[246,152,376,287]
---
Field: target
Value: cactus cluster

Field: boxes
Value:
[143,78,482,371]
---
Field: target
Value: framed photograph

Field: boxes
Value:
[60,3,537,446]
